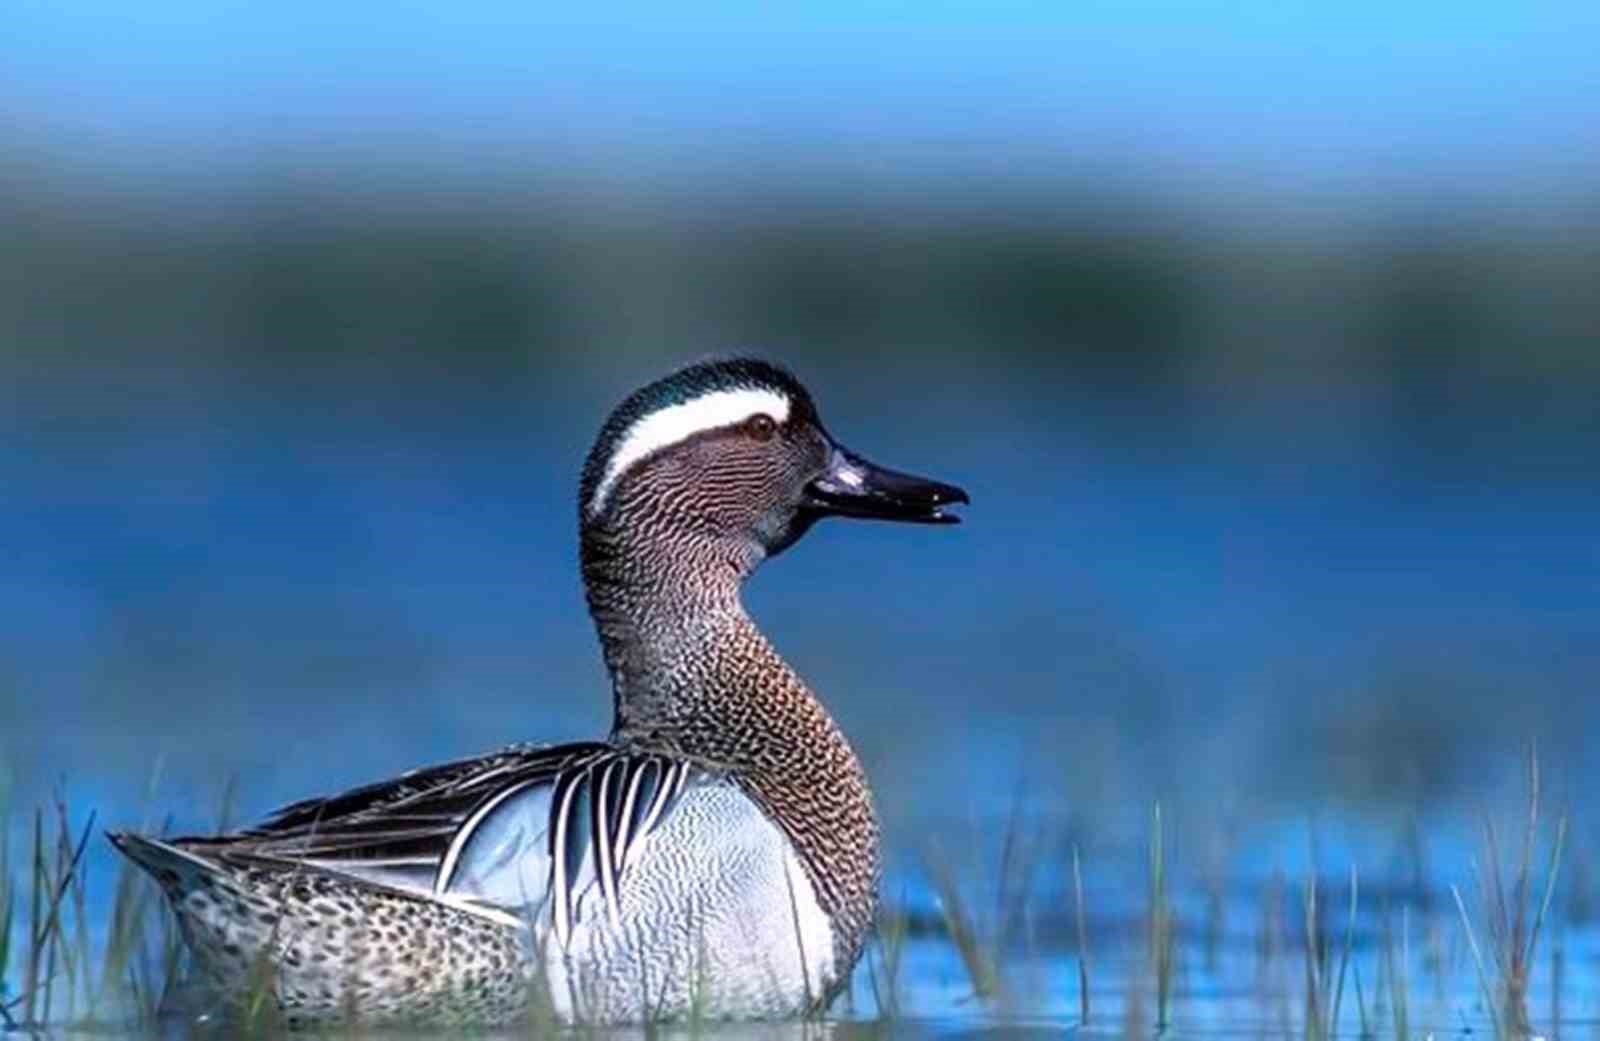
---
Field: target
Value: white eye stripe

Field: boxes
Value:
[589,387,791,517]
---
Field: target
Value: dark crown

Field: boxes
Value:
[578,357,813,521]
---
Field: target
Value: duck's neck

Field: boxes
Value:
[580,524,881,955]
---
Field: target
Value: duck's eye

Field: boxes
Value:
[744,413,778,441]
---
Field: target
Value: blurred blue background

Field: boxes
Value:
[2,0,1598,870]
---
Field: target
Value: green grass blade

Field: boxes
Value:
[1073,843,1090,1027]
[1525,811,1567,971]
[0,879,12,1029]
[24,807,42,1025]
[1452,882,1503,1038]
[1,824,12,998]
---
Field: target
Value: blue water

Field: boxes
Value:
[5,385,1596,805]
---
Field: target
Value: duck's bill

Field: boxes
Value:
[804,445,969,524]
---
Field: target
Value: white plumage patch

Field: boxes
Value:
[589,387,791,516]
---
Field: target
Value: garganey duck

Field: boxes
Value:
[110,357,967,1026]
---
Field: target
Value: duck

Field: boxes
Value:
[109,357,967,1026]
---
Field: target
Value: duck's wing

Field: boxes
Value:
[437,747,696,942]
[212,741,609,888]
[179,741,697,939]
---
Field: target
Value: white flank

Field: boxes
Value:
[589,387,790,516]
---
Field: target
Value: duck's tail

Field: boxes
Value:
[106,831,221,894]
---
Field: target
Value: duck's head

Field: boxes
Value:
[579,358,967,563]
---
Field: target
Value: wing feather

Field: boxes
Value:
[172,740,698,943]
